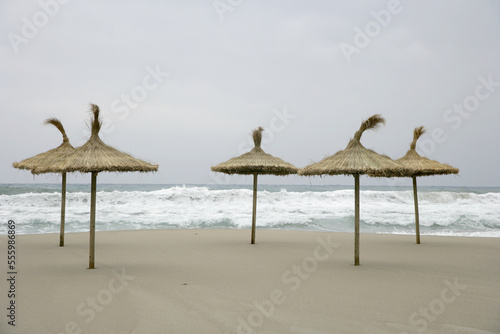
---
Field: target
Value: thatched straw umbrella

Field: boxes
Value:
[35,104,158,269]
[211,127,298,244]
[396,126,459,244]
[13,118,75,247]
[299,115,408,266]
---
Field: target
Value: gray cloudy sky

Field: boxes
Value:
[1,1,500,187]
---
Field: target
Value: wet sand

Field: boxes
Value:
[1,229,499,333]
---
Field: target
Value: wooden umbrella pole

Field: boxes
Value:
[413,175,420,244]
[354,173,360,266]
[251,173,258,244]
[89,172,97,269]
[59,172,67,247]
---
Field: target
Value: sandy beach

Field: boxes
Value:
[1,229,499,333]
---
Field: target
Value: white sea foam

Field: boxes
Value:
[1,186,499,236]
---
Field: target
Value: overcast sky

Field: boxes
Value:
[1,1,499,187]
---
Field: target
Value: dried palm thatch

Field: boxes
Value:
[211,127,298,244]
[13,118,75,247]
[41,104,158,269]
[396,126,459,176]
[33,105,158,174]
[396,126,459,244]
[299,115,409,266]
[299,115,406,177]
[211,127,298,176]
[13,118,75,172]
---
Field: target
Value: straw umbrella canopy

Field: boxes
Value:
[211,127,298,244]
[35,104,158,269]
[13,118,75,247]
[299,115,408,266]
[396,126,459,244]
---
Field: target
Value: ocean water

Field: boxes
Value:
[1,183,499,237]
